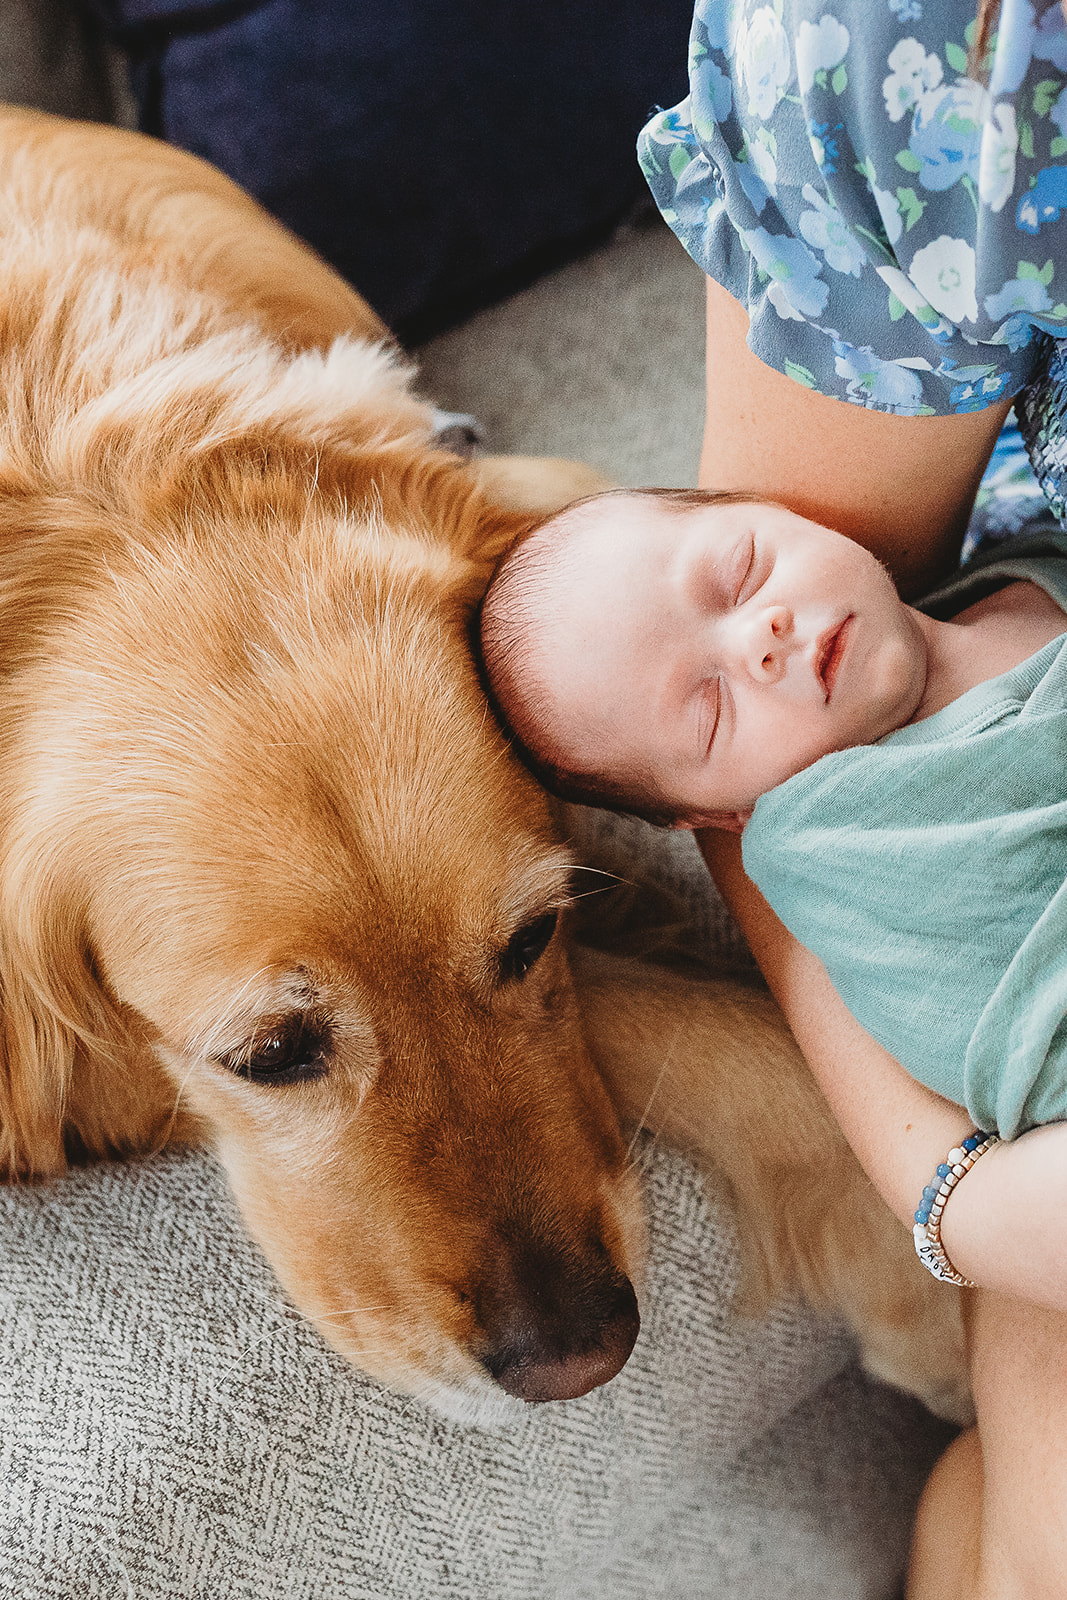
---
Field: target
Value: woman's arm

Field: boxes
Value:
[700,276,1012,596]
[699,829,1067,1312]
[696,277,1067,1306]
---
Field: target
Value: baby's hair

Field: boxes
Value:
[475,486,762,826]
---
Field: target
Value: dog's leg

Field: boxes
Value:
[571,946,971,1422]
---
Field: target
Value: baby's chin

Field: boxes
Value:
[881,618,932,732]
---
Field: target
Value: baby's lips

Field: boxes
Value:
[815,616,852,701]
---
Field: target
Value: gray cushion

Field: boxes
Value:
[0,1141,948,1598]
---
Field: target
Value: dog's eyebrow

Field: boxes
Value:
[185,969,324,1060]
[494,849,575,931]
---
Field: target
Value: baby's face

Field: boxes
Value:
[528,495,928,823]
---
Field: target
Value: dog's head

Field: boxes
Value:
[0,424,642,1421]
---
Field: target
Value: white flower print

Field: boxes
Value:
[748,134,778,195]
[908,236,978,323]
[796,15,850,95]
[797,184,866,275]
[737,6,792,120]
[988,0,1036,95]
[1034,2,1067,71]
[882,36,943,123]
[876,263,954,338]
[871,183,903,245]
[833,341,925,410]
[978,102,1018,214]
[767,281,806,320]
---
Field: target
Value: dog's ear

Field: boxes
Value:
[0,840,135,1178]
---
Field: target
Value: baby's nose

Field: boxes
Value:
[741,604,794,680]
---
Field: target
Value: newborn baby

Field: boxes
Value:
[478,487,1067,1139]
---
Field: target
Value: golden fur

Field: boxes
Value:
[0,104,967,1424]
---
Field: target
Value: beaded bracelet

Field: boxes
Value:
[912,1130,1001,1286]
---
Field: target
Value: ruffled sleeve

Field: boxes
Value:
[639,0,1067,414]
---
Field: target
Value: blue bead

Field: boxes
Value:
[936,1163,951,1177]
[963,1135,978,1151]
[916,1204,931,1223]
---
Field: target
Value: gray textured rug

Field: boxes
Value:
[416,215,706,492]
[0,1143,944,1600]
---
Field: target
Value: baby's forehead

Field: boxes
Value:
[546,491,687,567]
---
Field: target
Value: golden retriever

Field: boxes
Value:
[0,104,967,1425]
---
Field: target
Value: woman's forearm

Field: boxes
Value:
[697,829,1067,1312]
[698,830,974,1220]
[699,275,1010,596]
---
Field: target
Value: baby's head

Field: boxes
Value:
[478,488,928,828]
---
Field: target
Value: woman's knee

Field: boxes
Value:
[907,1426,981,1598]
[912,1416,1067,1600]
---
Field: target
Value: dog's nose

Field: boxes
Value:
[478,1267,640,1403]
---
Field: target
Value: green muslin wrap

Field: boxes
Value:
[743,532,1067,1139]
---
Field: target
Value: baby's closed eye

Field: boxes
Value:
[698,679,722,758]
[732,533,756,603]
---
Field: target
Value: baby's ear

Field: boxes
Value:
[674,808,752,834]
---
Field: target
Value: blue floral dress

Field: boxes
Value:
[639,0,1067,417]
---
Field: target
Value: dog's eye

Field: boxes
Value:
[500,910,559,984]
[220,1014,331,1086]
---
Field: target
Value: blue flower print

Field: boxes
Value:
[807,118,844,176]
[698,56,733,124]
[832,340,925,410]
[1017,168,1067,234]
[735,155,775,215]
[1034,3,1067,73]
[797,185,866,275]
[988,0,1036,96]
[712,56,734,121]
[944,366,1012,411]
[742,227,830,318]
[909,79,987,192]
[989,312,1043,350]
[701,0,729,53]
[984,273,1054,323]
[638,0,1067,419]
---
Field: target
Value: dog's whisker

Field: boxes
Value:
[307,1304,394,1323]
[149,1058,200,1155]
[624,1023,686,1168]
